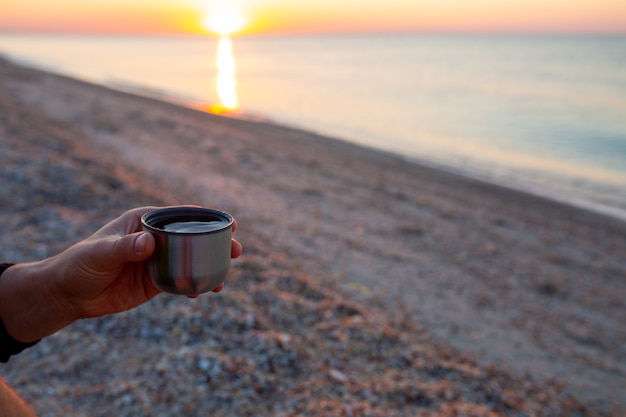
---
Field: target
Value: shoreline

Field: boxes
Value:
[1,48,624,224]
[121,81,626,225]
[1,57,625,415]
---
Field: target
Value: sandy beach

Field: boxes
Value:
[1,56,625,416]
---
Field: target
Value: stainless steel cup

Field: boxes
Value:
[141,207,234,295]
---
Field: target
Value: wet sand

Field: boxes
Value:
[1,56,625,416]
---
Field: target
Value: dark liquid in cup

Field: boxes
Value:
[162,219,228,233]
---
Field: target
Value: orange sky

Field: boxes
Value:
[1,0,625,35]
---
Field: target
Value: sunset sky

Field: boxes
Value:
[1,0,625,36]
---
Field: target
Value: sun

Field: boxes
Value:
[203,3,247,36]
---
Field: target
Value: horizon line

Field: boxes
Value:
[1,28,626,38]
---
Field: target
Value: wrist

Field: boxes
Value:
[0,258,75,343]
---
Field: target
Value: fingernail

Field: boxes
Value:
[135,232,148,254]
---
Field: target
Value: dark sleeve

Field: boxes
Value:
[0,263,41,363]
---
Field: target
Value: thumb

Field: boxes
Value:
[104,232,155,265]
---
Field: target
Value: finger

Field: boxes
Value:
[100,231,155,267]
[77,232,149,275]
[131,232,156,260]
[231,238,242,259]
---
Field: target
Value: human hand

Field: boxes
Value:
[0,206,242,342]
[53,206,242,318]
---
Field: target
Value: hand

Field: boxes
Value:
[0,207,243,342]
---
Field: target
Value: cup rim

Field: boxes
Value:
[141,206,234,235]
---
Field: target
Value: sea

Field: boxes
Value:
[1,34,625,220]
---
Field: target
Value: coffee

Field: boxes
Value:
[162,220,227,233]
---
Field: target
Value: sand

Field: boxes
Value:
[0,56,624,416]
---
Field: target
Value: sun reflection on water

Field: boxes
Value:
[213,36,238,111]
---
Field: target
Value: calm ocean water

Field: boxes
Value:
[1,34,625,219]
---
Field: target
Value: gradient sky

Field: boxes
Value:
[1,0,625,35]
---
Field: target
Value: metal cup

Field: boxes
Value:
[141,207,234,295]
